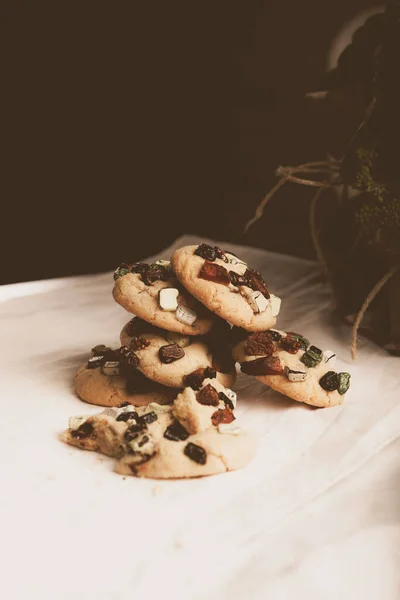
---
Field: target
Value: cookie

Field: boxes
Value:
[75,345,178,407]
[61,384,256,479]
[232,329,350,408]
[120,318,236,389]
[171,244,281,331]
[112,260,215,335]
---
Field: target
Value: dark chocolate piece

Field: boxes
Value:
[137,411,158,425]
[218,391,234,410]
[213,246,228,262]
[124,423,147,442]
[164,420,190,442]
[229,271,247,287]
[184,442,207,465]
[71,421,94,439]
[159,343,185,364]
[319,371,338,392]
[130,263,148,274]
[194,243,217,261]
[301,346,323,368]
[244,268,270,298]
[116,411,139,422]
[119,345,139,368]
[241,356,284,376]
[199,261,230,286]
[114,264,131,281]
[196,383,220,406]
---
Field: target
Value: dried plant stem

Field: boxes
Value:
[309,187,330,276]
[351,265,399,359]
[283,175,333,188]
[244,177,287,233]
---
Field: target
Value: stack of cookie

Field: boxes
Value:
[64,242,350,479]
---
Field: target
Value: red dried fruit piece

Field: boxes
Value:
[211,406,236,426]
[196,383,220,406]
[129,336,151,351]
[245,268,270,298]
[199,261,230,286]
[245,332,276,357]
[281,335,302,355]
[240,356,283,376]
[184,367,217,390]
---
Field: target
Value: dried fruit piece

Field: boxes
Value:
[131,263,148,274]
[196,383,220,406]
[71,421,94,439]
[183,367,217,390]
[213,246,228,262]
[129,336,151,352]
[194,243,217,261]
[300,345,323,368]
[159,343,185,364]
[184,442,207,465]
[119,346,139,368]
[285,332,310,351]
[244,268,270,298]
[229,271,247,287]
[164,420,190,442]
[268,330,283,342]
[199,261,230,286]
[319,371,338,391]
[141,264,170,286]
[281,335,302,355]
[337,372,351,395]
[245,332,276,357]
[211,406,235,426]
[241,356,284,376]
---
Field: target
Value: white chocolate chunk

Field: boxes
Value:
[224,388,237,408]
[175,305,197,326]
[68,415,91,430]
[165,331,191,348]
[129,433,155,455]
[225,253,248,275]
[147,402,173,413]
[241,288,269,314]
[323,350,336,365]
[102,361,120,376]
[270,294,281,317]
[158,288,179,311]
[102,407,119,418]
[284,365,308,382]
[155,260,170,267]
[218,423,242,435]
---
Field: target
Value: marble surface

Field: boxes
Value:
[1,235,400,600]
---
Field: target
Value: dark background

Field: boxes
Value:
[2,0,379,284]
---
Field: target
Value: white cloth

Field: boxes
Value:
[1,235,399,600]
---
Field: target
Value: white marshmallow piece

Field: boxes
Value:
[323,350,336,366]
[102,361,120,376]
[68,415,90,430]
[165,331,191,348]
[225,253,248,276]
[175,305,197,326]
[284,365,308,382]
[242,289,269,314]
[224,388,237,408]
[158,287,179,312]
[218,423,242,435]
[270,294,282,317]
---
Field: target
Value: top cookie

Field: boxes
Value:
[112,260,215,335]
[171,244,281,331]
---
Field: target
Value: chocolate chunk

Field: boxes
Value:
[118,345,139,368]
[137,411,158,425]
[337,372,351,395]
[159,343,185,364]
[164,420,190,442]
[211,406,236,426]
[196,383,220,406]
[116,411,139,422]
[199,261,230,286]
[183,367,217,390]
[124,423,147,442]
[229,271,247,287]
[71,421,94,439]
[286,332,310,351]
[129,336,151,352]
[319,371,338,391]
[131,262,148,274]
[126,317,160,337]
[194,243,217,261]
[87,355,106,369]
[91,344,109,355]
[245,332,276,357]
[218,391,234,410]
[241,356,284,376]
[244,268,270,298]
[114,264,131,280]
[281,335,302,355]
[184,442,207,465]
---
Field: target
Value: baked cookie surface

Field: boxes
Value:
[112,260,215,335]
[171,244,281,331]
[120,318,236,389]
[232,329,350,408]
[62,381,256,479]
